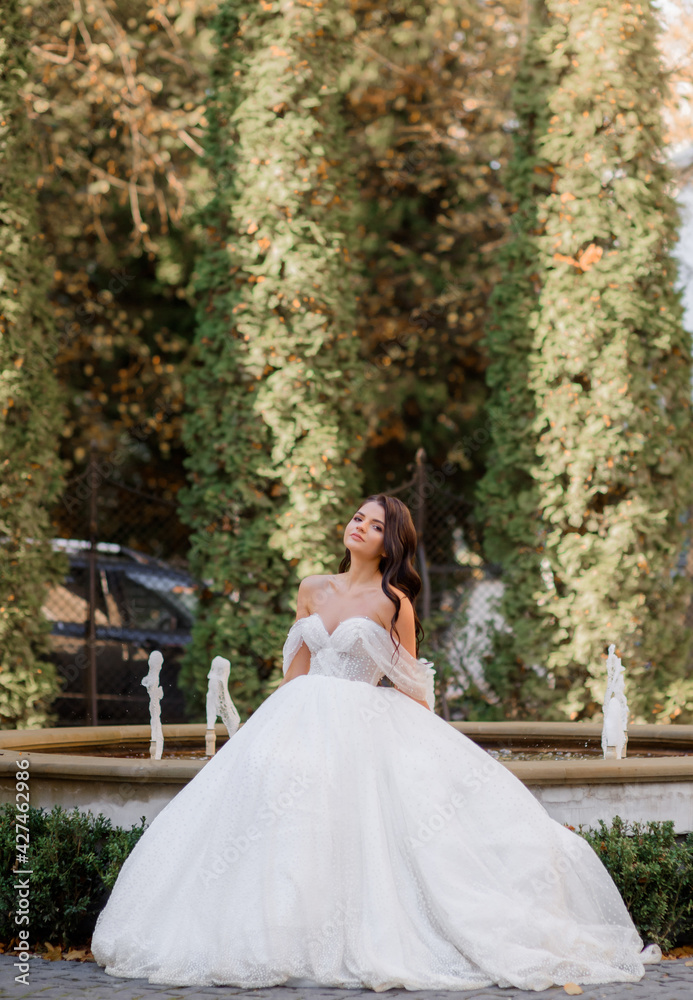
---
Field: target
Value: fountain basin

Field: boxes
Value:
[1,722,693,832]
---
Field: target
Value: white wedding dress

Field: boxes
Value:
[91,613,652,991]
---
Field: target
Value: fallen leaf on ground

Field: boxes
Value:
[667,946,693,956]
[686,961,693,967]
[64,948,92,962]
[663,946,693,960]
[41,942,63,961]
[564,985,583,996]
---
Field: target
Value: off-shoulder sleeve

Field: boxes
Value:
[361,628,436,710]
[281,619,306,676]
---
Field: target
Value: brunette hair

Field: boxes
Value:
[338,493,424,656]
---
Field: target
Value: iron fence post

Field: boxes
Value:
[85,444,99,725]
[414,448,431,621]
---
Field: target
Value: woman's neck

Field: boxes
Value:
[341,560,382,591]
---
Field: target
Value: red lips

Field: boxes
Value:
[350,533,363,541]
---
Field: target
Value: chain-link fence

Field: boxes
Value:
[45,448,195,726]
[390,451,693,722]
[45,446,483,726]
[45,446,692,727]
[44,446,486,726]
[384,449,489,719]
[388,454,485,612]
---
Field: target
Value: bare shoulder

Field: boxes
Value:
[296,574,335,614]
[297,574,331,594]
[375,586,415,627]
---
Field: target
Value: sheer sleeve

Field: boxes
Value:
[361,629,436,710]
[282,620,306,676]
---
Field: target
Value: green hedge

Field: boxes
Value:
[0,805,146,947]
[475,0,693,725]
[578,815,693,951]
[177,0,367,719]
[0,0,68,728]
[1,805,691,952]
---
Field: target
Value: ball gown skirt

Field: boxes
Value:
[91,613,652,991]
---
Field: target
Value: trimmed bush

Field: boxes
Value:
[578,814,693,951]
[0,804,146,947]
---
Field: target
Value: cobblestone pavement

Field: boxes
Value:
[1,956,693,1000]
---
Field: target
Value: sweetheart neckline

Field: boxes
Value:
[284,612,389,640]
[306,612,388,639]
[287,612,436,676]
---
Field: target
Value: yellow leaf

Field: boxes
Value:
[42,942,63,961]
[64,947,93,962]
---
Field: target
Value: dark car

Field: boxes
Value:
[43,539,200,725]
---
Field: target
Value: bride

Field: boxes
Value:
[91,493,657,991]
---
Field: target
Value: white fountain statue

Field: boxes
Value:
[142,650,164,760]
[601,644,628,760]
[205,655,242,756]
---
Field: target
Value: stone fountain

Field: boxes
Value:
[1,647,692,833]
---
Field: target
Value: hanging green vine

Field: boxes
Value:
[178,0,368,718]
[0,2,67,727]
[476,0,693,724]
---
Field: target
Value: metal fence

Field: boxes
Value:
[46,447,194,726]
[384,449,488,719]
[45,446,478,726]
[395,453,693,722]
[385,449,479,617]
[45,446,692,727]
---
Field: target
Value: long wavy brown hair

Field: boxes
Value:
[338,493,424,656]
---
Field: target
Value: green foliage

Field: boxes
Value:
[0,804,146,946]
[177,0,369,717]
[0,1,68,727]
[578,815,693,951]
[475,0,693,723]
[472,0,558,720]
[417,609,455,717]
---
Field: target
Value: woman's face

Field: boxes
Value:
[343,501,387,562]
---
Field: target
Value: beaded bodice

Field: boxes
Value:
[282,613,436,709]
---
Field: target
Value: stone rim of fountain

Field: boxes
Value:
[2,722,693,786]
